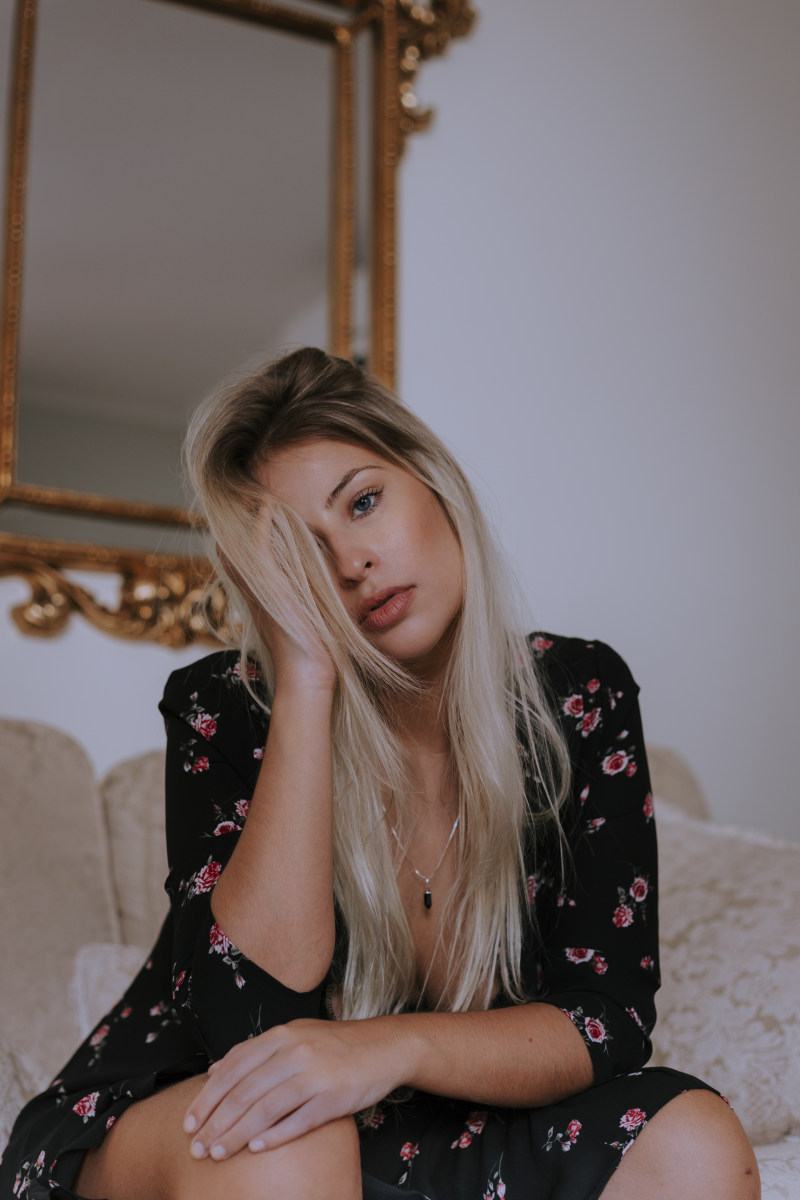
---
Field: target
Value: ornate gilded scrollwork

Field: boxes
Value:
[0,0,476,647]
[0,535,232,647]
[396,0,477,143]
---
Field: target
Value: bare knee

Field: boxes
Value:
[76,1076,362,1200]
[183,1115,362,1200]
[601,1090,760,1200]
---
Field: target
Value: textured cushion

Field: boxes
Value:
[100,750,169,947]
[73,943,150,1040]
[652,801,800,1145]
[753,1138,800,1200]
[0,719,117,1093]
[0,1041,27,1149]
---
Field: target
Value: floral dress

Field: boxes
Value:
[0,635,715,1200]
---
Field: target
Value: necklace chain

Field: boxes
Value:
[388,814,460,910]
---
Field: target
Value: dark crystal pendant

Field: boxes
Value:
[424,888,432,909]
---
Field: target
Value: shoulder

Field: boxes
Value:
[529,632,640,749]
[529,632,638,699]
[159,650,270,786]
[160,650,269,756]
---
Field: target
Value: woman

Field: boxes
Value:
[1,348,757,1200]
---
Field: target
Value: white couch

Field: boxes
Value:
[1,719,798,1196]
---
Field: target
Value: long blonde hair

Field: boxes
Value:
[185,347,570,1018]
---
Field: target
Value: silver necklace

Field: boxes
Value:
[388,814,460,910]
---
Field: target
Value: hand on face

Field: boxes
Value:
[256,439,464,681]
[216,513,336,694]
[182,1018,399,1159]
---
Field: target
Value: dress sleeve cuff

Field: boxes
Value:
[173,902,327,1061]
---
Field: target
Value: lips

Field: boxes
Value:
[359,586,415,632]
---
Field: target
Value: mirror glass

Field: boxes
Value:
[1,0,338,552]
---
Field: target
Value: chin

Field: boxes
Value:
[379,617,459,674]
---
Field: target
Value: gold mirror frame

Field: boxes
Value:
[0,0,475,646]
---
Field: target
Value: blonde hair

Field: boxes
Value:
[185,347,570,1018]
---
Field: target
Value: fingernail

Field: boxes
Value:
[190,1141,206,1159]
[210,1144,226,1161]
[249,1138,265,1152]
[184,1114,196,1133]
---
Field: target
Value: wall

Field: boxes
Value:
[398,0,800,837]
[1,1,798,836]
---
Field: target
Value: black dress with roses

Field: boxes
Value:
[0,635,716,1200]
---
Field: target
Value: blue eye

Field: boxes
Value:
[351,487,382,517]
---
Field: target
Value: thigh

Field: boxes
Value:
[75,1075,362,1200]
[599,1090,759,1200]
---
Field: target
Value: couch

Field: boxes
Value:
[1,718,798,1196]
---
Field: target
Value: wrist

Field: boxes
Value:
[376,1014,429,1092]
[273,663,337,703]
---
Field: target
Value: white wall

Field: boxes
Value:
[399,1,800,838]
[1,1,798,837]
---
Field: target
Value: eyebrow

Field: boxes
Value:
[325,465,381,509]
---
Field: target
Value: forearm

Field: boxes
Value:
[373,1002,594,1108]
[210,677,336,991]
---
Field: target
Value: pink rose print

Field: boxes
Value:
[174,971,186,992]
[580,784,590,804]
[526,875,537,903]
[625,761,638,777]
[235,798,251,819]
[89,1024,109,1048]
[626,1006,645,1030]
[587,678,600,693]
[543,1118,582,1152]
[562,694,584,718]
[565,947,594,964]
[643,792,654,819]
[120,1006,132,1019]
[620,1108,647,1131]
[592,955,608,975]
[191,756,210,774]
[213,821,239,837]
[587,817,606,832]
[585,1017,607,1044]
[630,877,648,902]
[145,1032,158,1044]
[452,1110,487,1147]
[359,1108,386,1129]
[613,904,634,928]
[531,635,553,652]
[253,747,264,759]
[602,751,630,776]
[400,1142,419,1162]
[233,659,261,682]
[581,709,601,737]
[194,861,222,894]
[73,1092,100,1120]
[106,1115,116,1130]
[190,712,218,741]
[149,1003,165,1017]
[209,921,232,956]
[640,956,654,970]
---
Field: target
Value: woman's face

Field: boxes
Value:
[256,438,464,677]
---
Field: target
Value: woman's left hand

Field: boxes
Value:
[183,1017,406,1159]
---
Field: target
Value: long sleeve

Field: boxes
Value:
[159,653,328,1062]
[525,637,660,1084]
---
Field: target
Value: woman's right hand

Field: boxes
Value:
[216,520,336,694]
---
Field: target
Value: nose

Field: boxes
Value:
[328,533,377,587]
